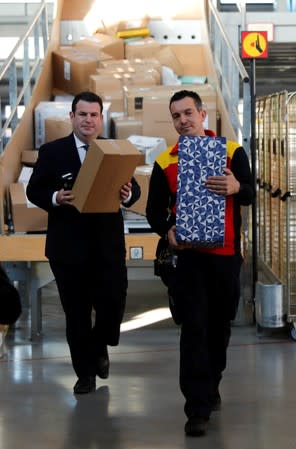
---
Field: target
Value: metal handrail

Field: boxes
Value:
[207,0,251,154]
[0,0,49,153]
[208,1,249,82]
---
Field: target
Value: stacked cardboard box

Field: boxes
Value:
[110,115,143,139]
[72,33,124,60]
[10,183,48,233]
[89,59,161,113]
[99,58,162,78]
[125,37,161,59]
[52,46,112,94]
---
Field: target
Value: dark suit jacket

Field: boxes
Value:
[26,133,140,263]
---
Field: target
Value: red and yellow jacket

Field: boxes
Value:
[146,133,254,256]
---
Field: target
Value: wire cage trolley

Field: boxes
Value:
[255,90,296,339]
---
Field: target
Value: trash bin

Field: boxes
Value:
[255,281,285,328]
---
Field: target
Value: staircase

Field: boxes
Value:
[0,1,53,152]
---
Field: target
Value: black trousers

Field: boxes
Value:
[50,257,127,378]
[171,251,242,418]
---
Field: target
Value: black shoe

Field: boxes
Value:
[212,390,222,411]
[184,416,209,437]
[73,376,96,394]
[96,347,110,379]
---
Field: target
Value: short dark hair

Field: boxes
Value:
[169,90,203,111]
[72,91,103,114]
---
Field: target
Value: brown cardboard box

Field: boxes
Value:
[128,165,153,216]
[101,91,125,113]
[45,117,72,143]
[21,150,39,166]
[91,70,159,91]
[110,115,143,139]
[142,98,179,145]
[125,37,161,59]
[89,73,123,93]
[121,72,159,87]
[99,58,162,75]
[124,85,185,117]
[124,86,155,116]
[10,183,48,232]
[52,46,111,95]
[73,33,124,60]
[125,84,216,117]
[155,46,184,76]
[72,139,142,213]
[171,44,206,76]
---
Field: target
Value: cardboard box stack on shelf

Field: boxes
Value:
[10,165,48,233]
[7,5,219,233]
[9,183,48,233]
[52,46,112,94]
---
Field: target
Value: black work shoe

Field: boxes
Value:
[73,376,96,394]
[184,416,209,437]
[96,347,110,379]
[212,390,222,411]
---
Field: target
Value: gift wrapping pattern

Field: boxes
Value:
[176,135,227,247]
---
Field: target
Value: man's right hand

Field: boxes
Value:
[56,188,75,205]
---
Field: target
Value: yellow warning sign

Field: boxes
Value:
[241,31,268,59]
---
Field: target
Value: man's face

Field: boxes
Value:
[170,96,207,136]
[70,100,103,143]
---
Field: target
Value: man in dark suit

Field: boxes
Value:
[26,91,140,394]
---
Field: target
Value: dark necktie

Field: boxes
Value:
[83,144,89,151]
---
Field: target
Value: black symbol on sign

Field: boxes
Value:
[250,34,264,54]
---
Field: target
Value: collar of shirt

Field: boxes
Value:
[73,133,88,163]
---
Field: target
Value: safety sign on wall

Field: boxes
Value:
[241,31,268,59]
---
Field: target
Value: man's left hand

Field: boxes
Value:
[205,168,240,196]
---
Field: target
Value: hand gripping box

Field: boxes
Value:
[176,135,227,248]
[71,139,142,213]
[126,164,153,216]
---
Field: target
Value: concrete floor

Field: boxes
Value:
[1,277,296,449]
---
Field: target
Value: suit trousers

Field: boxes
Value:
[172,251,242,418]
[50,256,127,378]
